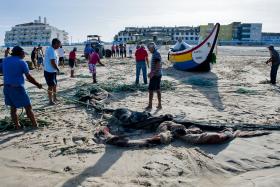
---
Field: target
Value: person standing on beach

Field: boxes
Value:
[2,46,42,129]
[57,45,65,67]
[111,44,116,57]
[116,44,120,57]
[120,44,124,58]
[4,47,11,58]
[31,47,37,69]
[44,38,61,105]
[146,42,162,110]
[37,46,44,70]
[135,44,149,85]
[84,44,94,60]
[88,48,105,83]
[266,45,280,85]
[128,45,133,58]
[124,44,127,58]
[69,47,77,78]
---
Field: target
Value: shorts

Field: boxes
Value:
[88,64,96,74]
[59,57,64,62]
[44,71,57,86]
[148,75,162,91]
[69,59,75,69]
[4,85,31,108]
[37,57,43,64]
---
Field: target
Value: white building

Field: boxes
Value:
[115,26,199,45]
[4,16,68,47]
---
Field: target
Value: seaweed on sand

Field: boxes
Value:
[185,77,215,87]
[0,116,51,132]
[235,87,258,95]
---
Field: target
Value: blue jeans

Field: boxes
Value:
[136,61,147,84]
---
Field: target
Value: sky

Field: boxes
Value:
[0,0,279,45]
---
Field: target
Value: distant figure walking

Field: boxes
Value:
[31,47,37,69]
[69,47,77,78]
[2,46,42,129]
[44,38,61,105]
[37,46,44,70]
[146,42,162,110]
[4,47,11,58]
[111,45,116,57]
[57,45,65,67]
[135,44,149,85]
[266,45,280,85]
[88,48,105,83]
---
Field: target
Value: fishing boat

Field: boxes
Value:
[168,23,220,71]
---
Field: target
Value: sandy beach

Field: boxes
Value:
[0,46,280,187]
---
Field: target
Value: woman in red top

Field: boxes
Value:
[69,47,77,78]
[88,48,105,83]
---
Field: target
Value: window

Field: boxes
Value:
[190,37,194,40]
[185,37,189,40]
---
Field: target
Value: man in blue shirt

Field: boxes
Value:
[3,46,42,129]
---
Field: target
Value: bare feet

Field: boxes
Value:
[157,105,162,109]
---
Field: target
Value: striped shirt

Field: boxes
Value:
[150,50,162,76]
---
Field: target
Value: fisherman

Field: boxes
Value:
[135,44,149,85]
[31,47,37,69]
[266,45,280,85]
[44,38,61,105]
[84,43,94,60]
[88,48,105,83]
[172,37,192,52]
[57,45,65,67]
[146,42,162,110]
[111,44,116,57]
[68,47,77,78]
[2,46,42,129]
[37,45,44,70]
[4,47,11,58]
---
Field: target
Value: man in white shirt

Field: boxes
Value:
[57,45,65,67]
[44,38,61,105]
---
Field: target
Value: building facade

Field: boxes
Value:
[5,17,68,47]
[115,26,200,45]
[262,32,280,44]
[239,23,262,41]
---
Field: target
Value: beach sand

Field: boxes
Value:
[0,46,280,187]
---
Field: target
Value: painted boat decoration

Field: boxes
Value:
[168,23,220,71]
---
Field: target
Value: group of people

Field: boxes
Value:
[31,45,44,70]
[111,43,128,58]
[0,39,279,130]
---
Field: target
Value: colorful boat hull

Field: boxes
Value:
[169,23,220,71]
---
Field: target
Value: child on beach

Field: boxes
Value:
[88,48,105,83]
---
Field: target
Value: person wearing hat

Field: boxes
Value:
[2,46,42,129]
[266,45,280,85]
[68,47,77,78]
